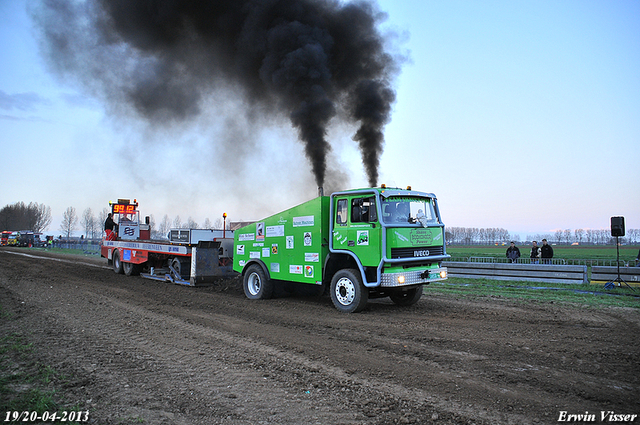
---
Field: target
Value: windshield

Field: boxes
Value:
[381,196,438,226]
[116,211,139,225]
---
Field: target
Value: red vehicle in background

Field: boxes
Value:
[1,231,11,246]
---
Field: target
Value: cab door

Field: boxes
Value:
[345,196,381,267]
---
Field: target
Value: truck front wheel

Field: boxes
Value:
[330,269,369,313]
[243,264,273,300]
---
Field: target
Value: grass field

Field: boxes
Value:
[429,278,640,308]
[440,244,640,308]
[447,244,640,262]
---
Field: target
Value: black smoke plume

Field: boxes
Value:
[32,0,400,187]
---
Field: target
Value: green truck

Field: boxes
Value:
[233,186,450,312]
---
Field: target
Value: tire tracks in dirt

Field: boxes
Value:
[2,248,639,424]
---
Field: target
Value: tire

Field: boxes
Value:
[330,269,369,313]
[112,250,123,274]
[243,264,273,300]
[171,258,191,280]
[123,261,140,276]
[389,285,423,306]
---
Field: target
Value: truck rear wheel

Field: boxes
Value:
[243,264,273,300]
[389,285,423,306]
[330,269,368,313]
[112,250,124,274]
[123,261,140,276]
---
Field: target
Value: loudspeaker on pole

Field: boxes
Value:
[611,216,625,237]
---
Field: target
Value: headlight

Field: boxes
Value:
[440,270,447,279]
[397,275,405,284]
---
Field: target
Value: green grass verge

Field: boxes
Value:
[428,277,640,309]
[447,244,640,262]
[0,308,84,422]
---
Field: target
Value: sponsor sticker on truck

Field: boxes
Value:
[293,215,314,227]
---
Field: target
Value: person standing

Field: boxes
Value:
[541,238,554,264]
[530,241,540,264]
[506,242,521,263]
[104,213,116,240]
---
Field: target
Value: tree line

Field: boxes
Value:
[57,207,226,240]
[2,201,637,244]
[446,226,640,245]
[0,202,52,233]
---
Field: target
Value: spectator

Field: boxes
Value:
[541,238,554,264]
[636,248,640,267]
[104,213,116,240]
[506,242,521,263]
[530,241,540,264]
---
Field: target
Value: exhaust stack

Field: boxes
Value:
[318,187,324,197]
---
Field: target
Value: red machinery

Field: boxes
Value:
[100,198,234,285]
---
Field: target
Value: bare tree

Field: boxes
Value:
[585,229,594,244]
[158,215,171,238]
[147,214,157,238]
[554,230,563,243]
[31,202,52,232]
[90,214,101,239]
[60,207,78,238]
[81,208,95,239]
[173,215,182,229]
[187,217,198,228]
[203,218,213,230]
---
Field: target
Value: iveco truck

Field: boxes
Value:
[233,186,450,312]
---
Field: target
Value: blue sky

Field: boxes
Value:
[1,0,638,238]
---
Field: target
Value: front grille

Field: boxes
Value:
[390,245,444,259]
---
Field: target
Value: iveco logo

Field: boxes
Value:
[414,250,429,257]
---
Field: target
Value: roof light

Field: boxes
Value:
[406,186,412,191]
[381,183,386,188]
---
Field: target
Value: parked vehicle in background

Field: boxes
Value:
[18,231,35,247]
[8,231,19,246]
[33,233,47,247]
[0,231,10,246]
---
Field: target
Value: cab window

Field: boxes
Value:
[336,199,348,225]
[351,197,377,223]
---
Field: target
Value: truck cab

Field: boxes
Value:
[327,186,449,311]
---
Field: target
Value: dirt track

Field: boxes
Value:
[1,247,639,424]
